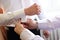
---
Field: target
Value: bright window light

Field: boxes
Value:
[33,0,60,18]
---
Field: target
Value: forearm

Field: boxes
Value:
[37,17,60,30]
[0,8,26,25]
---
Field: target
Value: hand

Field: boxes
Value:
[43,30,50,38]
[14,20,25,35]
[24,3,41,15]
[25,19,38,29]
[0,8,3,13]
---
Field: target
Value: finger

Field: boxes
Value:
[15,21,21,28]
[18,18,21,23]
[15,19,21,25]
[34,3,38,6]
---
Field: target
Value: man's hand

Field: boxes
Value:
[24,3,41,15]
[43,30,50,38]
[14,20,25,35]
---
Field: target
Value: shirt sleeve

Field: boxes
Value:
[0,8,26,25]
[37,15,60,30]
[20,29,44,40]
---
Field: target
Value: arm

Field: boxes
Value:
[38,15,60,30]
[24,15,60,30]
[0,8,25,25]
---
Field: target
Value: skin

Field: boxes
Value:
[14,20,26,35]
[24,3,41,15]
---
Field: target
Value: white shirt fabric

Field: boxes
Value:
[20,29,44,40]
[0,8,25,25]
[38,13,60,30]
[26,15,40,22]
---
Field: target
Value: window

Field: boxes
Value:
[33,0,60,18]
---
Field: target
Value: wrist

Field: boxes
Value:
[24,7,32,15]
[24,8,29,15]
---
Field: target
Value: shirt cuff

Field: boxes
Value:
[13,8,26,22]
[20,29,35,40]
